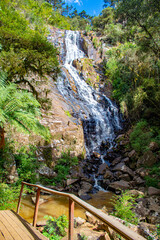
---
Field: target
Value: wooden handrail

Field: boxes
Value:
[17,181,145,240]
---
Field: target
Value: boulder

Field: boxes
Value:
[138,222,158,239]
[119,174,131,182]
[111,157,121,166]
[103,170,113,180]
[98,163,109,175]
[66,178,78,186]
[128,189,144,198]
[38,166,56,178]
[135,201,150,220]
[112,162,134,177]
[149,142,159,151]
[99,233,111,240]
[79,194,92,200]
[137,150,157,167]
[135,168,149,178]
[134,176,145,185]
[85,211,98,224]
[74,217,86,227]
[128,150,136,158]
[31,197,47,205]
[109,180,130,191]
[78,181,93,196]
[148,187,160,196]
[122,157,129,164]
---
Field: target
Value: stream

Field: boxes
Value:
[19,191,113,223]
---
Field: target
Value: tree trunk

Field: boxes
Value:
[0,127,5,149]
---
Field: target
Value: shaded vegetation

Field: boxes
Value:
[42,215,68,240]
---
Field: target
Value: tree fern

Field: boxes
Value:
[0,71,51,145]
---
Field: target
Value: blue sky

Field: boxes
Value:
[64,0,104,16]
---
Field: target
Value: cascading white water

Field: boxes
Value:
[57,30,121,159]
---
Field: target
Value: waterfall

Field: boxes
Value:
[57,30,121,159]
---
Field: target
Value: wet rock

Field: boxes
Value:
[78,181,93,196]
[112,162,134,177]
[149,142,159,151]
[137,150,157,167]
[31,197,47,205]
[79,194,92,200]
[148,187,160,196]
[111,157,122,166]
[98,163,109,175]
[38,166,56,178]
[101,179,111,189]
[103,170,113,180]
[74,217,86,227]
[109,180,130,191]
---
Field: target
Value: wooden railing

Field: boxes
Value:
[17,181,145,240]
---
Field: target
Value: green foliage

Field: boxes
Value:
[42,215,68,240]
[111,191,141,225]
[0,73,51,141]
[144,162,160,188]
[0,183,19,210]
[130,120,152,153]
[0,0,60,85]
[15,146,39,183]
[53,151,78,184]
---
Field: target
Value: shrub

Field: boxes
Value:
[0,183,19,210]
[111,190,141,225]
[53,151,78,184]
[42,215,68,240]
[15,146,39,184]
[130,120,152,153]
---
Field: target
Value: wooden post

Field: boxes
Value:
[16,182,24,214]
[33,188,41,227]
[69,198,74,240]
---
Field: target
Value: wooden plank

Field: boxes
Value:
[4,210,33,240]
[0,230,5,240]
[12,211,48,240]
[0,218,14,240]
[0,211,23,240]
[0,211,48,240]
[8,211,34,239]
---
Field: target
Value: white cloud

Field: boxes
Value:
[65,0,83,5]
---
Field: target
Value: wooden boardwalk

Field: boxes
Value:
[0,210,48,240]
